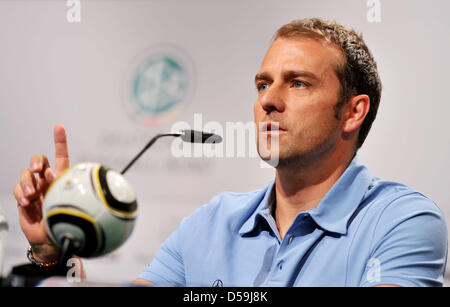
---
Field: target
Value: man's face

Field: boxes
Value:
[254,37,345,166]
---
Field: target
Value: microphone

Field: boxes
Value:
[180,129,222,144]
[120,129,222,174]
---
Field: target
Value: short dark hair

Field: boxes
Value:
[273,18,382,150]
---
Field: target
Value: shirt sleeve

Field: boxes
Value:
[137,194,221,286]
[360,193,448,287]
[137,217,188,286]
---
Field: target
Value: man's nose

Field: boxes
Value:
[258,84,285,113]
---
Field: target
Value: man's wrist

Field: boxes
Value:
[29,243,59,265]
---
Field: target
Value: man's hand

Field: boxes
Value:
[12,124,70,262]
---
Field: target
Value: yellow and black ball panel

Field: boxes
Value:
[94,165,138,219]
[45,207,104,258]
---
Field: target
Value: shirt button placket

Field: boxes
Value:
[288,235,293,245]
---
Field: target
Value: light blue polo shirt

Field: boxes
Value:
[139,157,447,286]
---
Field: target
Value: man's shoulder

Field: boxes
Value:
[353,178,448,287]
[361,177,446,236]
[201,185,270,214]
[367,178,441,213]
[181,183,273,230]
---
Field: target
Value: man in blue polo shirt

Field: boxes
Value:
[14,18,447,286]
[138,157,447,286]
[138,18,447,287]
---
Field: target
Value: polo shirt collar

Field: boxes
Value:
[239,155,373,237]
[238,179,275,236]
[307,156,372,235]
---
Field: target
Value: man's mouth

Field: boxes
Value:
[260,122,286,133]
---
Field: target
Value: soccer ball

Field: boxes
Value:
[42,163,138,258]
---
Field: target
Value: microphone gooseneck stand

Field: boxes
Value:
[121,130,222,175]
[120,133,181,175]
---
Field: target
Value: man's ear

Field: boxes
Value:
[342,94,370,133]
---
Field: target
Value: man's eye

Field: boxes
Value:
[257,83,269,91]
[293,80,307,88]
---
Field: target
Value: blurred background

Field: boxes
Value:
[0,0,449,285]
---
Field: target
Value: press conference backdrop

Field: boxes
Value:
[0,0,449,285]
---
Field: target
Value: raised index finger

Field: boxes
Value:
[53,124,70,175]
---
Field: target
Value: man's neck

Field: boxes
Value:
[273,150,354,240]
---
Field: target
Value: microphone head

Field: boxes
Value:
[180,130,222,144]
